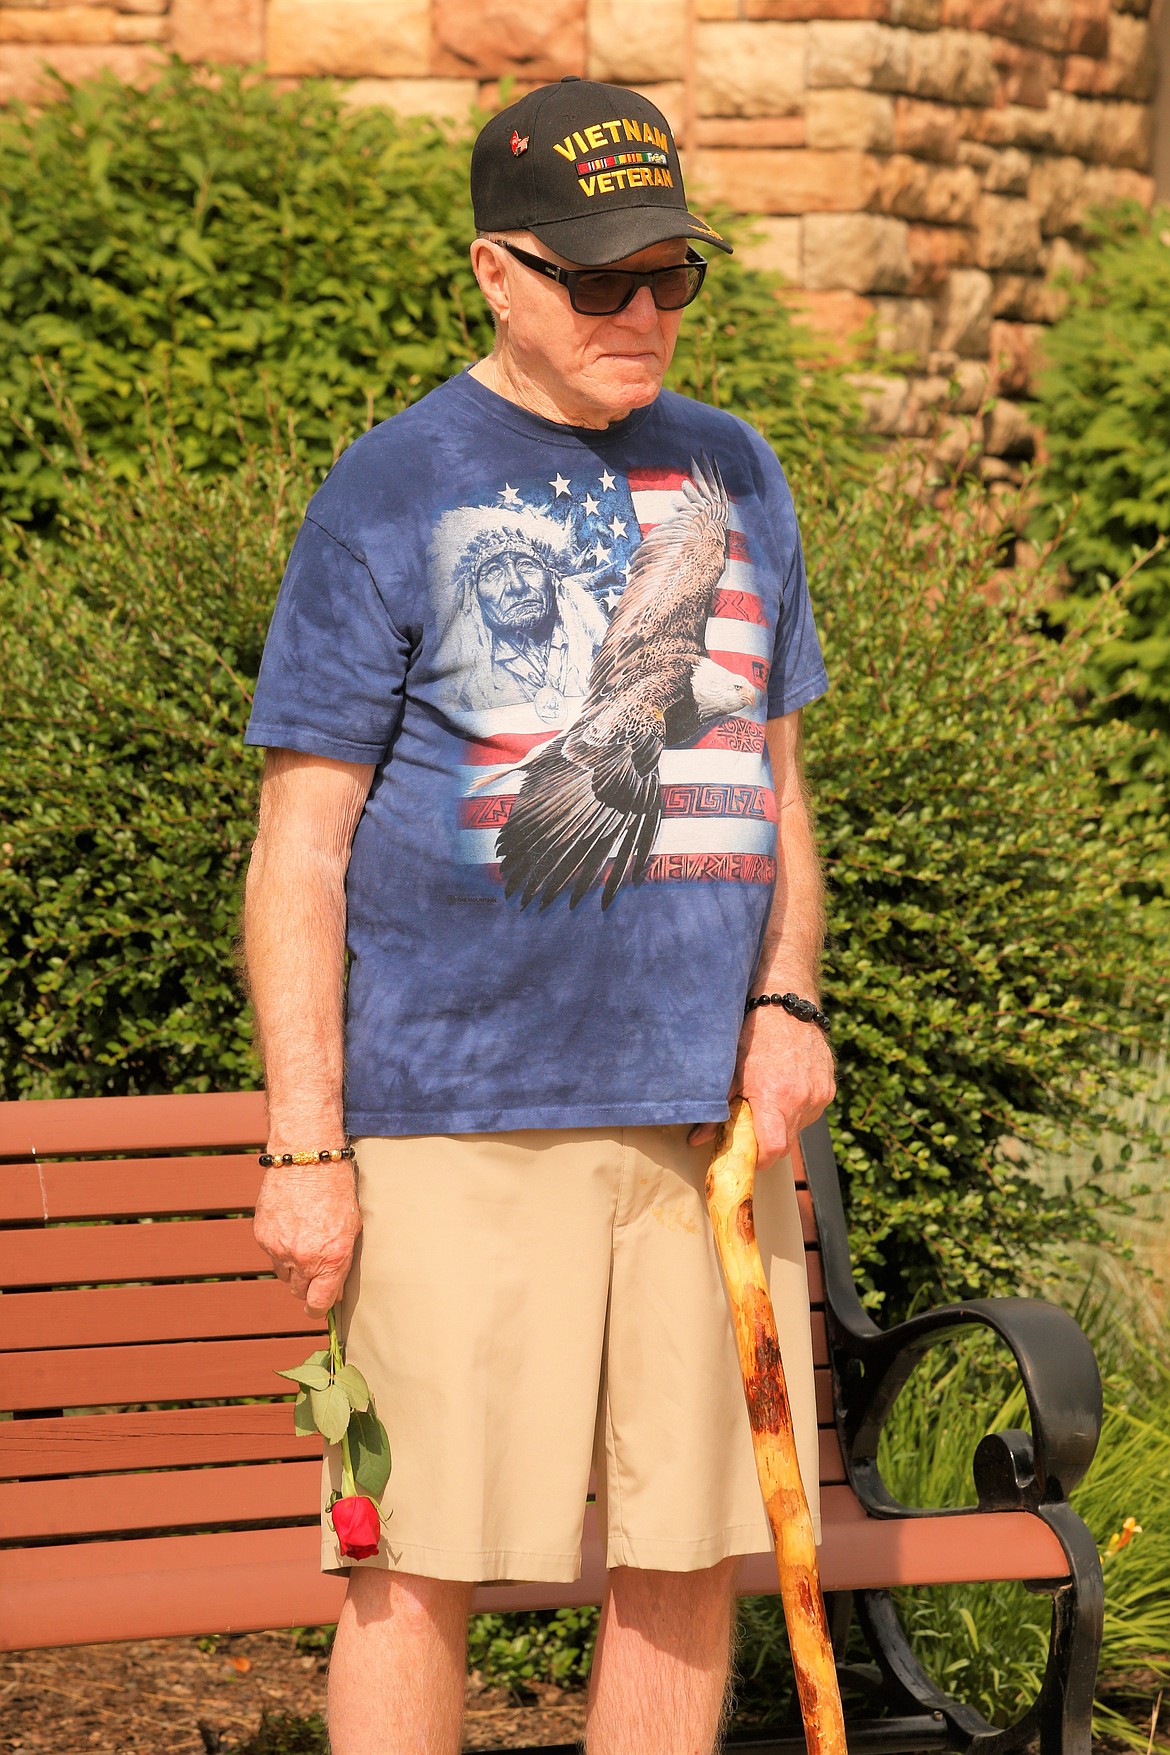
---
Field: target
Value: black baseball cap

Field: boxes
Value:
[471,76,732,266]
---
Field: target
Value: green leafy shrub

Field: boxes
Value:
[0,58,871,540]
[801,446,1163,1312]
[235,1710,328,1754]
[0,437,291,1095]
[466,1605,597,1689]
[1026,199,1170,887]
[4,432,1162,1313]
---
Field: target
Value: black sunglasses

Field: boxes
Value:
[492,240,709,316]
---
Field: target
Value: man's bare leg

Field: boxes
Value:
[326,1568,474,1755]
[585,1557,741,1755]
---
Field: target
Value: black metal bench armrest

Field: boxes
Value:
[797,1116,1102,1517]
[840,1296,1103,1514]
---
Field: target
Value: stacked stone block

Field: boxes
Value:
[0,0,1161,471]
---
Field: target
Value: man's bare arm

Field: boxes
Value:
[754,709,826,1002]
[690,709,836,1167]
[243,748,374,1314]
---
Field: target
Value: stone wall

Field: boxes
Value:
[0,0,1163,473]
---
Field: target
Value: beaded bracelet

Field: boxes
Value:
[745,991,831,1035]
[258,1146,356,1168]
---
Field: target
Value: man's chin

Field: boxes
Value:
[593,361,666,413]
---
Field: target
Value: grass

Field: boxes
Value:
[1025,1025,1170,1348]
[874,1320,1170,1750]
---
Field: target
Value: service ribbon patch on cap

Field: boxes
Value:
[510,130,529,156]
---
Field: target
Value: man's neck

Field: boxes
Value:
[469,352,628,431]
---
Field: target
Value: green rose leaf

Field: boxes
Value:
[336,1361,370,1412]
[311,1381,352,1444]
[350,1405,391,1500]
[293,1389,317,1436]
[275,1361,332,1390]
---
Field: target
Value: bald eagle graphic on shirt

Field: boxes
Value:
[438,453,777,912]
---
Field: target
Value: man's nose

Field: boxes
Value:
[612,283,661,330]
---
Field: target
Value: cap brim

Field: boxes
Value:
[527,204,733,265]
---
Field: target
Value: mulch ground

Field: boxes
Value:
[4,1634,1162,1754]
[0,1630,588,1754]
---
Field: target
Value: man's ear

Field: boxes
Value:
[470,239,510,326]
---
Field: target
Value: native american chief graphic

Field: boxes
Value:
[496,455,761,911]
[431,506,608,719]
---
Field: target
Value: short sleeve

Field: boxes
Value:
[767,515,829,718]
[245,511,412,764]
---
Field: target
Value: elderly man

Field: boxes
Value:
[244,76,835,1755]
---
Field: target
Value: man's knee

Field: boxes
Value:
[344,1566,475,1631]
[607,1555,742,1623]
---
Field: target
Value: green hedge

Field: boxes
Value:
[3,433,1161,1313]
[0,58,871,540]
[1026,199,1170,887]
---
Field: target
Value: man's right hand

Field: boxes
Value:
[253,1163,363,1318]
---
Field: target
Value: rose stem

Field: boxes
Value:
[326,1304,358,1498]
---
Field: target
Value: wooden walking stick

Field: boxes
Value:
[706,1095,847,1755]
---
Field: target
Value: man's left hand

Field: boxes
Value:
[688,1008,836,1168]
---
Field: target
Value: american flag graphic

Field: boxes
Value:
[452,466,777,889]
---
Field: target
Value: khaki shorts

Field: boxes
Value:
[320,1124,821,1583]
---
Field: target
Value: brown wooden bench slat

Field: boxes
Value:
[0,1497,1072,1651]
[0,1267,827,1350]
[3,1335,322,1410]
[0,1280,329,1351]
[2,1167,52,1224]
[0,1092,267,1158]
[0,1156,265,1223]
[1,1318,835,1412]
[0,1429,845,1540]
[1,1152,809,1224]
[1,1204,819,1282]
[0,1371,839,1480]
[0,1459,326,1541]
[0,1439,833,1543]
[0,1216,272,1287]
[0,1404,315,1479]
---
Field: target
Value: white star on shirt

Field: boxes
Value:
[622,560,634,581]
[599,469,616,491]
[500,483,521,506]
[592,541,611,566]
[551,473,571,498]
[604,587,623,611]
[608,514,627,538]
[583,493,599,516]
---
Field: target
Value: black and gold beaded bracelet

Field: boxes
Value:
[258,1146,356,1168]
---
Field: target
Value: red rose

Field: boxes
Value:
[330,1494,382,1560]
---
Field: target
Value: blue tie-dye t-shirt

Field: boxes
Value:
[245,368,829,1136]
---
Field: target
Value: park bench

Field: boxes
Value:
[1,1092,1103,1754]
